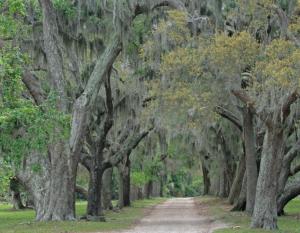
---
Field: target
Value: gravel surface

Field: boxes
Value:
[111,197,227,233]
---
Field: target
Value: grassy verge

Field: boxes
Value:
[197,197,300,233]
[0,198,166,233]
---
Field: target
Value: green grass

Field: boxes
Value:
[197,197,300,233]
[0,198,166,233]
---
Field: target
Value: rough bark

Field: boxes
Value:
[17,149,76,221]
[251,128,284,230]
[243,107,257,214]
[250,91,299,230]
[86,167,105,221]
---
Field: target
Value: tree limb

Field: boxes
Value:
[283,138,300,164]
[215,105,242,132]
[290,163,300,177]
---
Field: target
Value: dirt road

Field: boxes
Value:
[114,198,227,233]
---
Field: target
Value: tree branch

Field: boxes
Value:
[231,90,256,113]
[134,0,186,16]
[215,106,242,132]
[283,138,300,164]
[281,90,300,122]
[105,125,154,168]
[290,163,300,177]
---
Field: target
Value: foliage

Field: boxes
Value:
[0,45,70,167]
[131,171,148,188]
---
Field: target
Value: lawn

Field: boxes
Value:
[199,197,300,233]
[0,198,166,233]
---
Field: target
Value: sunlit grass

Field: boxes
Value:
[0,198,166,233]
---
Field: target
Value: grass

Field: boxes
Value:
[0,198,166,233]
[197,197,300,233]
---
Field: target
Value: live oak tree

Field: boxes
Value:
[1,0,185,221]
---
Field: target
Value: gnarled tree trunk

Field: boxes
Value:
[251,127,284,230]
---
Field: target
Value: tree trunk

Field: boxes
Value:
[118,168,124,209]
[145,181,153,199]
[231,173,247,211]
[202,162,211,195]
[10,177,25,210]
[228,149,245,204]
[251,127,284,230]
[123,161,131,207]
[118,160,131,208]
[86,166,105,221]
[243,107,258,213]
[102,168,113,210]
[18,145,77,221]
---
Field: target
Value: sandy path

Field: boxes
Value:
[112,198,227,233]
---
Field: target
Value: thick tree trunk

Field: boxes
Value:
[18,145,77,221]
[35,144,77,221]
[243,108,257,213]
[251,128,284,230]
[202,162,211,195]
[228,150,245,204]
[231,173,247,211]
[102,168,113,210]
[86,167,105,221]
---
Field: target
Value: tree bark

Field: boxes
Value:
[102,168,113,210]
[202,162,211,195]
[118,160,131,208]
[86,166,105,221]
[228,149,246,204]
[145,181,153,199]
[231,173,247,211]
[251,128,284,230]
[243,107,258,214]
